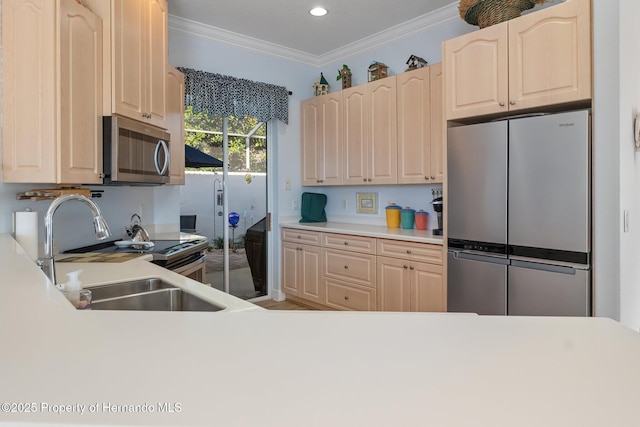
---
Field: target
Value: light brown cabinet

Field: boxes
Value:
[377,256,444,312]
[301,92,343,186]
[397,63,444,184]
[444,0,591,120]
[344,77,397,185]
[2,0,104,184]
[87,0,168,127]
[281,227,444,312]
[281,234,323,305]
[167,65,185,185]
[376,239,445,312]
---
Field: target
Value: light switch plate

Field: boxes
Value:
[634,114,640,149]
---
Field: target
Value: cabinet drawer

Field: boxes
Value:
[377,239,443,264]
[281,228,321,245]
[323,248,376,288]
[322,233,376,254]
[324,278,377,311]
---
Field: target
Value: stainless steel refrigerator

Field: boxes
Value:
[447,110,591,316]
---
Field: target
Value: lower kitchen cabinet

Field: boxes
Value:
[281,241,323,304]
[281,227,444,312]
[377,257,445,312]
[323,277,377,311]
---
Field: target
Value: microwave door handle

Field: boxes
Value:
[154,139,169,176]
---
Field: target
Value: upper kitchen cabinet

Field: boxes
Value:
[344,77,397,185]
[86,0,168,127]
[301,92,343,186]
[444,0,591,120]
[2,0,104,184]
[397,63,444,184]
[167,66,185,185]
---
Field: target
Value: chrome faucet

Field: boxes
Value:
[40,194,112,286]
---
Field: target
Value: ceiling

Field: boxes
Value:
[167,0,456,57]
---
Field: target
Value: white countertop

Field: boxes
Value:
[280,221,444,245]
[1,233,640,426]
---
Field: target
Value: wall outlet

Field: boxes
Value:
[342,199,347,210]
[624,210,630,232]
[292,199,298,210]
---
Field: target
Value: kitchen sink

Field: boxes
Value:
[87,279,223,312]
[89,278,176,301]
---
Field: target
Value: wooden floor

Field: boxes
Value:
[254,299,316,310]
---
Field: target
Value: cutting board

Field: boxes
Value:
[58,253,146,263]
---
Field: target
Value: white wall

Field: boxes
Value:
[617,0,640,329]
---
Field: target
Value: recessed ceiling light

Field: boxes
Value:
[309,7,328,17]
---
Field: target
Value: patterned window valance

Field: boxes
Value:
[177,67,289,124]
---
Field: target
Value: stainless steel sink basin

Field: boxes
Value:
[87,279,223,312]
[89,278,176,301]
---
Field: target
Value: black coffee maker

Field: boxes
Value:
[431,196,443,236]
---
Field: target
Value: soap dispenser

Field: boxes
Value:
[59,270,91,309]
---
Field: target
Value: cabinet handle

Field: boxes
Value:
[344,241,349,245]
[425,176,429,180]
[363,178,367,182]
[344,296,350,300]
[367,178,372,182]
[403,265,409,269]
[406,250,412,254]
[410,266,415,270]
[430,176,436,179]
[297,235,301,239]
[510,100,516,106]
[344,265,349,269]
[499,102,505,107]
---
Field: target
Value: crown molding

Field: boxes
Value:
[168,2,459,68]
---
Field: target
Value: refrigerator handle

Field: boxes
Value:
[450,250,510,265]
[510,259,576,275]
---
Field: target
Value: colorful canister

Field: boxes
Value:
[415,210,428,230]
[385,203,401,228]
[401,207,416,229]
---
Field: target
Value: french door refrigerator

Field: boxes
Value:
[447,110,591,316]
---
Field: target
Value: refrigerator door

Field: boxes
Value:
[447,251,508,315]
[508,110,590,259]
[508,260,590,316]
[448,121,508,246]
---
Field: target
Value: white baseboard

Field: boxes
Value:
[271,289,286,301]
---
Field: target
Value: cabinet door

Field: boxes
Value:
[59,0,103,184]
[281,242,301,296]
[343,86,368,185]
[167,65,185,185]
[410,261,445,312]
[324,277,377,311]
[444,22,509,120]
[300,244,323,304]
[320,93,343,185]
[2,0,56,182]
[429,63,444,183]
[145,0,168,126]
[301,97,321,185]
[112,0,145,121]
[508,0,591,110]
[397,67,431,184]
[368,77,397,184]
[377,256,411,312]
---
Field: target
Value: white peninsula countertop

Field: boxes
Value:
[280,221,444,245]
[1,233,640,426]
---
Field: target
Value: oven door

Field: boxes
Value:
[171,255,206,283]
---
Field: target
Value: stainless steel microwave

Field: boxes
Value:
[103,115,170,185]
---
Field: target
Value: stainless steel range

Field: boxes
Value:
[64,238,210,282]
